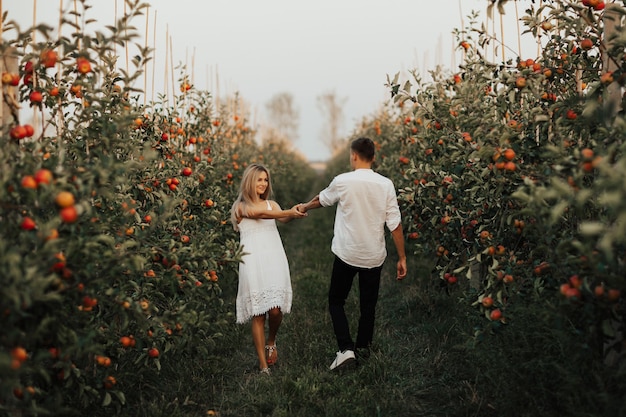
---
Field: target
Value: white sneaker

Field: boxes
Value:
[329,350,356,371]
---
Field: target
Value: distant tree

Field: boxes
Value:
[317,90,347,155]
[262,92,299,144]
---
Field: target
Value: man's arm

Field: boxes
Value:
[298,194,323,213]
[390,224,407,280]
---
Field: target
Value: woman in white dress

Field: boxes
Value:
[230,164,306,374]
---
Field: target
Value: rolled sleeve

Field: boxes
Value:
[385,187,402,232]
[318,179,339,207]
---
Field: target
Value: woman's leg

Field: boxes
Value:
[267,307,282,345]
[251,314,268,370]
[266,307,282,364]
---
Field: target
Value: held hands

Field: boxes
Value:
[296,203,307,214]
[290,204,307,219]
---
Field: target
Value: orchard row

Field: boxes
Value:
[0,2,316,414]
[363,0,624,359]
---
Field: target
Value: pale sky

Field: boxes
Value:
[6,0,537,162]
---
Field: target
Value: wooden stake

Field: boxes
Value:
[458,0,465,62]
[54,0,67,168]
[515,0,522,58]
[164,25,169,106]
[537,0,543,57]
[56,0,65,136]
[144,5,149,107]
[33,0,40,136]
[32,0,37,46]
[169,34,176,109]
[114,0,117,58]
[499,9,505,63]
[451,34,455,69]
[436,34,443,68]
[74,0,80,49]
[151,10,157,108]
[124,0,129,74]
[192,47,196,87]
[57,0,63,69]
[492,9,496,62]
[215,65,220,110]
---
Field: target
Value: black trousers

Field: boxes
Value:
[328,256,382,352]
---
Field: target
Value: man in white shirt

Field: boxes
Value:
[298,137,407,371]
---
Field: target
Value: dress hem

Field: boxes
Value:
[236,304,291,324]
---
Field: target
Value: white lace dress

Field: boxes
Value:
[236,200,293,323]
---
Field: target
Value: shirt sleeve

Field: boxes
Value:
[385,181,402,232]
[318,177,339,207]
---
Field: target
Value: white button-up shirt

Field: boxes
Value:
[319,168,402,269]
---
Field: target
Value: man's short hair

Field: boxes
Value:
[351,137,375,162]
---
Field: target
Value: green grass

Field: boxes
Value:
[196,172,475,416]
[116,168,625,417]
[203,204,495,417]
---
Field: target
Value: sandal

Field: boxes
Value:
[265,344,277,366]
[260,367,271,376]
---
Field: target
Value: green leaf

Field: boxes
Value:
[602,319,617,338]
[549,201,569,225]
[579,221,606,236]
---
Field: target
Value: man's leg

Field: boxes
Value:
[328,256,357,351]
[355,265,382,352]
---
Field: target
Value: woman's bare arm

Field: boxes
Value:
[242,201,305,222]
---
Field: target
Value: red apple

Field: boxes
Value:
[41,50,58,68]
[21,175,37,189]
[24,124,34,137]
[34,169,53,185]
[566,109,577,120]
[580,39,594,50]
[76,57,92,74]
[29,90,43,104]
[21,217,36,230]
[60,206,78,223]
[481,296,494,308]
[1,72,13,85]
[10,125,27,140]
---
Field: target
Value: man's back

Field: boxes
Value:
[319,168,401,268]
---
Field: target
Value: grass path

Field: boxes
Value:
[136,169,622,417]
[207,172,484,417]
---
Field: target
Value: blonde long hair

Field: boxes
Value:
[230,163,273,231]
